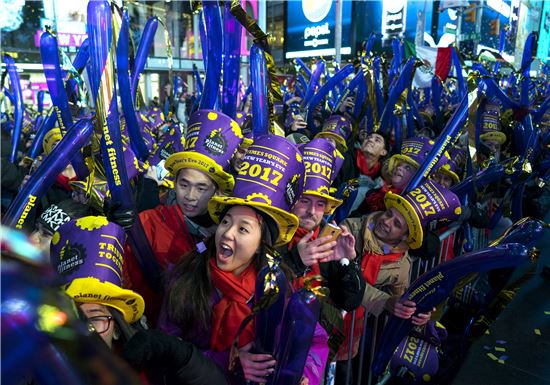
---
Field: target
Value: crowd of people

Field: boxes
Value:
[2,11,550,385]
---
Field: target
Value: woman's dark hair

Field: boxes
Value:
[165,205,290,341]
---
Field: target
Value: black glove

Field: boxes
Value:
[123,330,228,385]
[103,199,135,230]
[123,330,193,372]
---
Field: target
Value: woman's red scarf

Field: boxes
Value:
[355,149,382,178]
[209,257,257,352]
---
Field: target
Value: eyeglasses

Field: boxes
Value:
[88,315,113,334]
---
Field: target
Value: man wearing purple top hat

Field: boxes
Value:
[124,109,243,325]
[337,181,462,367]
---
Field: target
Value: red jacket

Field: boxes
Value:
[124,205,195,325]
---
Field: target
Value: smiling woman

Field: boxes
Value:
[160,135,329,385]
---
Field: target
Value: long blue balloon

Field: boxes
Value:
[268,289,320,385]
[199,1,223,110]
[40,32,73,131]
[131,17,158,101]
[295,58,312,78]
[72,38,90,72]
[28,109,57,158]
[378,57,416,135]
[404,88,474,193]
[452,48,466,101]
[221,1,242,119]
[250,44,270,137]
[4,55,23,163]
[302,60,325,107]
[3,119,93,229]
[365,33,377,55]
[116,9,149,160]
[192,63,204,97]
[371,242,533,378]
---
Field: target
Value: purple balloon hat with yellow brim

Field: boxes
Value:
[384,180,462,250]
[480,99,506,145]
[164,109,243,195]
[208,134,305,246]
[300,137,344,215]
[314,114,353,152]
[43,127,63,156]
[50,216,145,323]
[388,136,450,176]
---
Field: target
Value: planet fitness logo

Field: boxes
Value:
[203,129,228,157]
[302,0,332,22]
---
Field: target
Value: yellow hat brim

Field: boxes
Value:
[65,278,145,324]
[388,154,420,174]
[165,152,235,195]
[384,191,423,249]
[208,196,299,247]
[480,131,506,145]
[315,132,348,152]
[302,190,343,215]
[438,167,460,184]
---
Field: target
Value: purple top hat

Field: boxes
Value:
[50,216,145,323]
[384,180,461,249]
[315,115,353,151]
[390,335,440,384]
[300,138,344,214]
[149,124,185,166]
[389,137,448,175]
[145,107,166,134]
[208,134,305,246]
[480,99,506,144]
[164,110,243,194]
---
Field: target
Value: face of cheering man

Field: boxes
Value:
[432,170,454,189]
[373,207,409,247]
[391,161,417,189]
[292,195,328,231]
[175,168,218,218]
[360,133,387,161]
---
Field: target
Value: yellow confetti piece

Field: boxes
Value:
[498,360,505,364]
[544,311,550,315]
[534,329,541,335]
[485,330,490,335]
[487,353,498,361]
[495,347,506,352]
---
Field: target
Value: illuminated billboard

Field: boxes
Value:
[285,0,352,59]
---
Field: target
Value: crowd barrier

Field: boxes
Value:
[329,222,492,385]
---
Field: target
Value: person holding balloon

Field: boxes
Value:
[159,135,329,385]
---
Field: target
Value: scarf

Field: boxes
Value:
[364,183,402,213]
[355,149,382,178]
[360,213,404,284]
[209,257,257,352]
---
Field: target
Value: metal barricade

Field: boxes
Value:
[331,223,462,385]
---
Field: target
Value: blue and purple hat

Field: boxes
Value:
[208,135,305,246]
[50,216,145,323]
[300,138,344,214]
[315,115,353,151]
[145,106,167,134]
[384,180,461,249]
[164,110,243,195]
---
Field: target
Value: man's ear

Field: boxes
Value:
[381,148,388,157]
